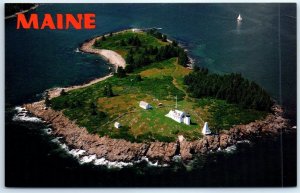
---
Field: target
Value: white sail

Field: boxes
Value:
[237,14,242,21]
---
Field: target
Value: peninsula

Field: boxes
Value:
[24,29,292,163]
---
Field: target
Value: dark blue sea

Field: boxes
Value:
[5,3,296,187]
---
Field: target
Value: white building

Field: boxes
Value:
[139,101,152,110]
[202,122,212,135]
[114,122,121,129]
[166,109,190,125]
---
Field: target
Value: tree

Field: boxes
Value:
[109,32,113,37]
[94,39,101,47]
[193,65,200,72]
[120,39,126,46]
[103,83,114,97]
[115,66,126,78]
[125,65,134,73]
[172,40,178,47]
[162,35,167,42]
[125,53,134,65]
[183,70,273,111]
[178,50,189,66]
[102,35,106,41]
[134,74,142,82]
[90,102,98,115]
[44,93,51,107]
[60,89,66,96]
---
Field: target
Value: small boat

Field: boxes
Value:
[237,14,242,21]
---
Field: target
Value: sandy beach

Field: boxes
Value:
[80,36,126,71]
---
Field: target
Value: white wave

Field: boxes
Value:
[49,137,138,168]
[51,137,63,143]
[69,149,86,158]
[224,145,237,153]
[14,106,27,113]
[42,128,52,135]
[172,155,182,162]
[237,140,251,144]
[215,145,237,153]
[94,158,133,168]
[59,143,68,151]
[74,48,81,53]
[80,154,97,164]
[135,156,164,167]
[12,106,43,123]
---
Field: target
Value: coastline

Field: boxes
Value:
[79,36,126,72]
[22,30,294,164]
[24,101,292,164]
[5,4,39,20]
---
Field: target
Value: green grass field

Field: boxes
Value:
[50,31,268,142]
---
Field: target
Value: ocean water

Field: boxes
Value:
[5,4,296,187]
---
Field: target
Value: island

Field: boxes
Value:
[24,29,291,163]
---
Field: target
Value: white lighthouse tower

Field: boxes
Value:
[202,122,212,135]
[183,113,191,125]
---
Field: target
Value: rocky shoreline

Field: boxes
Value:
[24,100,292,163]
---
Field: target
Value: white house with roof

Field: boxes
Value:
[114,122,121,129]
[139,101,152,110]
[202,122,212,135]
[166,109,190,125]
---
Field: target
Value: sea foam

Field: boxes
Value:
[49,135,165,168]
[12,106,43,123]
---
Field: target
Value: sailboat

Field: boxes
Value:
[237,14,242,21]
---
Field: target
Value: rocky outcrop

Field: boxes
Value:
[25,101,293,164]
[146,142,177,162]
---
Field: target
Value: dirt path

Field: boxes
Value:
[171,63,189,100]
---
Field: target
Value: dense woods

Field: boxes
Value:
[123,38,189,71]
[184,67,273,111]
